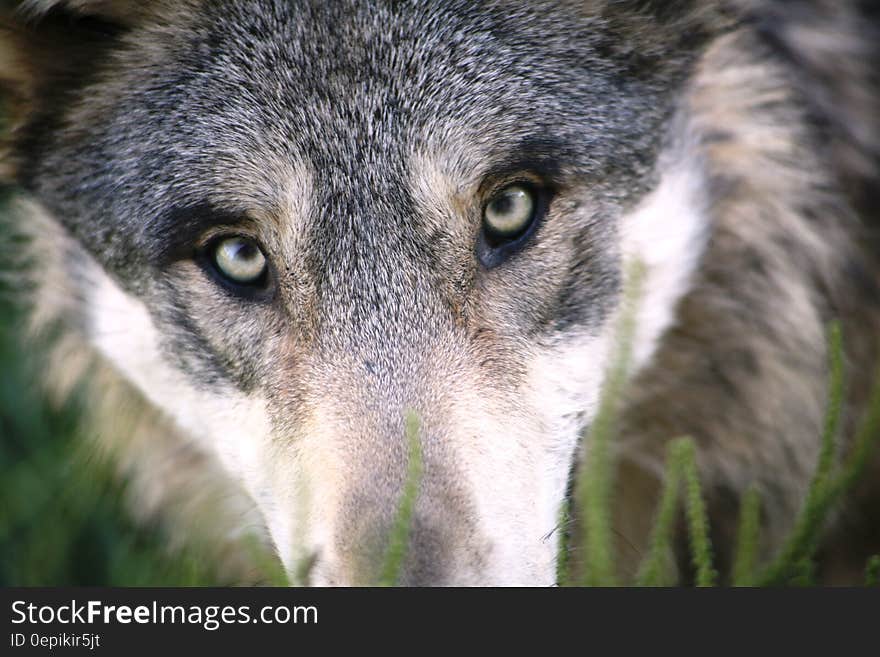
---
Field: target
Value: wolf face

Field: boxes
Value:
[3,0,879,585]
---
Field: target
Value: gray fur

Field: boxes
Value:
[1,0,878,584]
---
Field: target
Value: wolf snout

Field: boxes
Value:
[309,510,484,586]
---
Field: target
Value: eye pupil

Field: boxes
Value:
[490,194,514,215]
[233,242,255,259]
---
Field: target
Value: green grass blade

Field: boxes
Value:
[815,322,845,487]
[635,441,685,587]
[759,340,880,586]
[677,439,718,587]
[757,322,846,585]
[866,556,880,587]
[555,498,572,586]
[577,261,645,586]
[378,410,423,586]
[828,360,880,498]
[731,486,762,587]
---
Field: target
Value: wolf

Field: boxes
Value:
[1,0,878,586]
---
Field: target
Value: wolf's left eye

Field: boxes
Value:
[483,184,535,241]
[478,182,546,268]
[210,236,268,287]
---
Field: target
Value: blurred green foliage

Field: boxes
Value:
[0,193,223,586]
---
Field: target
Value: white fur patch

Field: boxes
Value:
[86,267,280,527]
[524,335,610,551]
[621,144,710,372]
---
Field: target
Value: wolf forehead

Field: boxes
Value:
[25,0,682,248]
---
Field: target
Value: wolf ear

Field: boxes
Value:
[0,1,152,179]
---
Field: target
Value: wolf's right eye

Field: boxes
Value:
[209,236,268,288]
